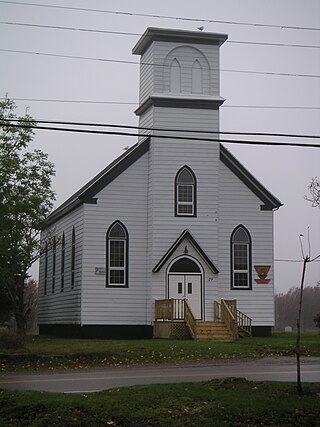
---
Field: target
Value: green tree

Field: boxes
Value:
[0,98,55,335]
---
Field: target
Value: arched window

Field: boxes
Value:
[169,257,201,273]
[44,242,48,295]
[71,226,75,289]
[170,58,181,93]
[231,225,252,289]
[52,236,56,294]
[192,60,202,93]
[61,232,65,292]
[175,166,196,217]
[106,221,128,287]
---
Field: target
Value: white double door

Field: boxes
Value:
[168,274,202,319]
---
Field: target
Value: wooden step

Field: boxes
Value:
[193,320,235,341]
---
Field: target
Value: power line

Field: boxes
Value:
[2,21,320,50]
[0,21,141,37]
[0,1,319,32]
[274,259,320,262]
[2,122,320,147]
[2,97,319,110]
[0,97,137,105]
[4,118,320,140]
[1,48,319,78]
[228,40,320,49]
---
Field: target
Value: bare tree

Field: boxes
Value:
[305,177,320,208]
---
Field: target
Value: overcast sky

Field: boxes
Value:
[1,0,319,293]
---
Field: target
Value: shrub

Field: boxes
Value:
[0,329,26,350]
[314,312,320,330]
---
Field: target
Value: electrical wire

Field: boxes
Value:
[2,97,319,110]
[4,118,320,140]
[0,1,319,32]
[1,21,320,50]
[1,48,319,78]
[1,122,320,147]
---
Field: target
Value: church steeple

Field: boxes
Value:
[132,27,227,120]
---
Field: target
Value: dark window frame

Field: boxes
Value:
[61,232,65,292]
[71,226,75,289]
[175,166,197,217]
[106,221,129,288]
[44,242,48,295]
[52,236,56,293]
[230,225,252,290]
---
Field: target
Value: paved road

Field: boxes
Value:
[1,357,319,394]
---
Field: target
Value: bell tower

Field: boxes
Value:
[132,27,227,136]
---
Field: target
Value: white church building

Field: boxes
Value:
[38,28,282,340]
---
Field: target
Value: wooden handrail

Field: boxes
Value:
[237,310,252,336]
[221,299,237,341]
[184,300,197,339]
[213,300,220,321]
[155,299,173,321]
[155,299,185,321]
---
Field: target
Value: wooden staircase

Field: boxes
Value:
[154,298,252,342]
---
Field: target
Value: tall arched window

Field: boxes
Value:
[44,242,48,295]
[192,60,202,93]
[106,221,128,287]
[175,166,197,217]
[61,232,65,292]
[52,236,56,294]
[170,58,181,93]
[71,226,75,289]
[231,225,252,289]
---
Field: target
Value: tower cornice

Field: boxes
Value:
[135,94,225,116]
[132,27,228,55]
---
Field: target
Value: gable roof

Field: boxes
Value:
[153,229,219,274]
[219,144,283,211]
[45,137,282,227]
[45,137,150,226]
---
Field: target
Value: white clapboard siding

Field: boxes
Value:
[139,43,154,104]
[138,106,154,142]
[217,160,275,325]
[38,205,84,324]
[80,152,149,325]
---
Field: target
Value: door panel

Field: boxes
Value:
[168,274,202,319]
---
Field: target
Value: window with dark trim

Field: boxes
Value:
[175,166,196,217]
[52,236,56,293]
[61,232,65,292]
[231,225,252,290]
[44,242,48,295]
[106,221,128,287]
[71,227,75,289]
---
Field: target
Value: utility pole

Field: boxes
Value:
[295,255,309,395]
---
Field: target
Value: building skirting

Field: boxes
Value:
[251,326,272,337]
[39,324,271,339]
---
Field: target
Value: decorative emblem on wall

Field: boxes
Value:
[254,265,271,284]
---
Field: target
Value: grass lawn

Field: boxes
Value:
[1,380,319,426]
[0,332,319,372]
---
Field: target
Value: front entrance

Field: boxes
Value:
[168,257,203,319]
[168,274,202,319]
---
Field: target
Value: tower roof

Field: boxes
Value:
[132,27,228,55]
